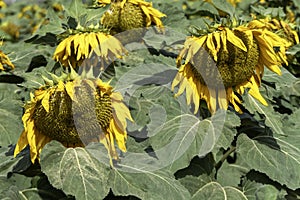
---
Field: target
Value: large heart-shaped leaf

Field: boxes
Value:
[40,141,110,200]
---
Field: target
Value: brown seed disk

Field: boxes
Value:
[119,3,146,31]
[102,2,146,33]
[33,81,112,146]
[191,30,259,88]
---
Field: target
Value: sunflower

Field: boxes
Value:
[0,0,6,8]
[247,18,299,46]
[53,28,127,69]
[172,23,290,114]
[100,0,166,32]
[14,69,133,164]
[0,22,20,40]
[0,43,15,71]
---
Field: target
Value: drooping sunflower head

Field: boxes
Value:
[14,69,133,164]
[0,42,15,71]
[247,17,299,46]
[53,25,127,69]
[0,0,6,8]
[100,0,166,33]
[173,21,290,114]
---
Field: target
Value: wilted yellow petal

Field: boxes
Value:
[208,88,217,114]
[248,76,268,105]
[225,28,247,51]
[218,89,228,110]
[206,33,218,61]
[65,81,75,100]
[109,119,127,152]
[185,36,207,64]
[41,90,51,112]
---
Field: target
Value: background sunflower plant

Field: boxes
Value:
[1,0,300,199]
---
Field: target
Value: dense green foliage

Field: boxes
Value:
[0,0,300,199]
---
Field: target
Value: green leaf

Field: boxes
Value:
[250,5,286,18]
[214,111,240,155]
[65,0,85,22]
[114,61,176,95]
[3,42,54,72]
[236,134,300,190]
[147,110,238,173]
[0,84,23,147]
[241,179,287,200]
[0,173,41,200]
[176,154,216,195]
[127,85,182,132]
[143,27,186,53]
[263,68,299,99]
[83,8,107,26]
[178,175,212,196]
[33,8,66,36]
[191,182,247,200]
[109,164,191,200]
[211,0,235,16]
[216,161,249,187]
[50,142,191,199]
[243,94,287,136]
[184,1,219,16]
[158,3,190,33]
[0,146,22,176]
[40,141,110,200]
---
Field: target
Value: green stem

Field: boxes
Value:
[214,145,236,171]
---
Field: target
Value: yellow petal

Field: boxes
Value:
[109,119,127,152]
[248,76,268,106]
[14,130,29,157]
[41,90,51,112]
[206,33,218,61]
[225,28,247,51]
[218,89,228,110]
[65,81,75,100]
[208,88,217,113]
[185,36,207,64]
[213,31,221,53]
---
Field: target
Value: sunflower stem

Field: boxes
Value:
[214,145,236,172]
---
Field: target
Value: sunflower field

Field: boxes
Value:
[1,0,300,199]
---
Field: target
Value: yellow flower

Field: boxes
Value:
[0,43,15,71]
[0,0,6,8]
[14,70,133,164]
[0,22,20,40]
[53,31,127,68]
[248,18,299,46]
[172,24,290,114]
[100,0,166,32]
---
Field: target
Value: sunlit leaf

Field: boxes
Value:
[64,0,85,21]
[0,84,23,147]
[40,141,110,200]
[0,146,22,176]
[109,163,191,200]
[191,182,247,200]
[236,134,300,190]
[241,179,287,200]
